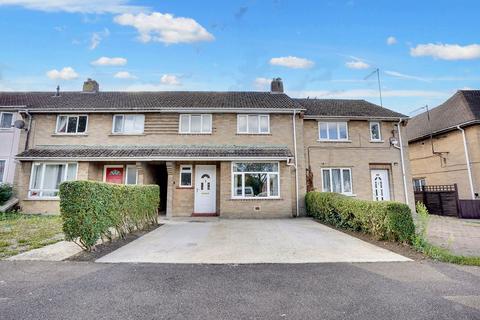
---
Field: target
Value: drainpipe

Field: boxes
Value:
[394,118,409,206]
[457,126,475,199]
[23,110,32,150]
[292,109,299,217]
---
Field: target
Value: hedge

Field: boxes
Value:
[305,192,415,243]
[59,180,160,251]
[0,183,13,205]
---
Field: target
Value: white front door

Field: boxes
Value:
[194,165,216,214]
[371,170,391,201]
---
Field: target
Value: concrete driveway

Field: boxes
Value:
[96,218,410,264]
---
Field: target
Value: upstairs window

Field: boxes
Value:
[319,122,348,141]
[237,114,270,134]
[179,114,212,134]
[0,112,13,129]
[56,115,88,134]
[112,114,144,134]
[370,122,382,141]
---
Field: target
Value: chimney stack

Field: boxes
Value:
[270,77,284,93]
[83,78,99,93]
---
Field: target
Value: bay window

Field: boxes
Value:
[29,163,78,198]
[179,114,212,134]
[112,114,144,134]
[56,115,88,134]
[237,114,270,134]
[319,121,348,141]
[321,168,352,195]
[232,162,279,198]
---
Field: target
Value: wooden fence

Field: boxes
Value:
[458,200,480,219]
[414,184,459,217]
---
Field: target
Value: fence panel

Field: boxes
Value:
[414,184,459,217]
[458,200,480,219]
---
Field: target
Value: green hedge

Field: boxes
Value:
[305,192,415,243]
[59,180,160,251]
[0,183,13,205]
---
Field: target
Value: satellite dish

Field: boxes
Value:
[14,119,25,129]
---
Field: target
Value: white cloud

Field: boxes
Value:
[91,56,127,66]
[269,56,314,69]
[114,12,214,44]
[46,67,79,80]
[386,36,397,45]
[0,0,145,13]
[160,74,181,85]
[290,89,447,99]
[410,43,480,60]
[90,28,110,50]
[385,70,429,82]
[254,77,271,90]
[114,71,136,79]
[345,60,370,69]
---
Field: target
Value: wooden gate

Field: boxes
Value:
[414,184,459,217]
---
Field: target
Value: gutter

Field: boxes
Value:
[23,108,306,114]
[15,156,294,162]
[457,125,476,199]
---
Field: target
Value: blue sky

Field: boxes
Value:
[0,0,479,114]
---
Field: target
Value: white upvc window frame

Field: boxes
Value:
[0,112,14,130]
[55,114,88,134]
[0,159,6,183]
[321,168,353,195]
[125,165,138,185]
[231,162,280,199]
[237,114,270,134]
[179,165,193,187]
[318,121,349,141]
[28,162,78,199]
[413,178,426,190]
[112,114,145,134]
[178,114,212,134]
[369,121,382,142]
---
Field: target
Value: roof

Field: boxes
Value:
[407,90,480,142]
[16,144,293,160]
[0,91,302,112]
[294,98,406,119]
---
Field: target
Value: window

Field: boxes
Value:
[413,178,426,191]
[125,165,138,185]
[0,112,14,129]
[179,114,212,134]
[179,165,192,187]
[56,115,88,134]
[112,114,144,134]
[370,122,382,141]
[0,160,5,182]
[28,163,77,198]
[318,122,348,141]
[237,114,270,134]
[232,162,279,198]
[321,168,352,195]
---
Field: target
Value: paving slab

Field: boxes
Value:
[427,216,480,256]
[7,241,82,261]
[97,218,411,264]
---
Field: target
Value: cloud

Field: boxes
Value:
[0,0,145,14]
[254,77,271,90]
[269,56,314,69]
[91,56,127,66]
[46,67,79,80]
[114,12,215,44]
[384,70,429,82]
[410,43,480,60]
[386,36,397,45]
[114,71,136,79]
[89,28,110,50]
[290,89,447,99]
[345,60,370,69]
[160,74,181,85]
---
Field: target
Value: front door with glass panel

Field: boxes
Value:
[371,170,390,201]
[105,166,124,184]
[194,165,216,214]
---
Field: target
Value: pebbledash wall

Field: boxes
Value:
[16,111,305,217]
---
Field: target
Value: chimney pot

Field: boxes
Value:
[83,78,99,93]
[270,77,284,93]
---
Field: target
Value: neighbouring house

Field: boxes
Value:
[407,90,480,200]
[0,108,22,184]
[0,78,412,217]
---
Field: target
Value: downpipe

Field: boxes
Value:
[392,118,409,206]
[457,125,475,199]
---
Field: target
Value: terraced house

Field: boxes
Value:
[0,78,413,217]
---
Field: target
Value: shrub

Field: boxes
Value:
[0,183,13,205]
[59,180,160,251]
[305,192,415,243]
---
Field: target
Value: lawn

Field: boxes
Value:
[0,212,64,259]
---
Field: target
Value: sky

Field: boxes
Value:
[0,0,479,115]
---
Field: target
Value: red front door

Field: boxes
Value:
[105,167,124,184]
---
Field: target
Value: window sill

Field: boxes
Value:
[176,186,194,189]
[317,139,351,143]
[109,133,145,136]
[0,128,14,131]
[236,133,271,135]
[369,140,384,143]
[178,132,212,135]
[26,197,59,201]
[51,133,88,136]
[230,197,283,201]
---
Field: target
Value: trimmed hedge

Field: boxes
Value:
[0,183,13,205]
[305,192,415,243]
[59,180,160,251]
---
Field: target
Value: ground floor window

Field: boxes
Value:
[29,162,78,198]
[321,168,352,195]
[412,178,426,191]
[232,162,279,198]
[179,165,192,187]
[0,160,5,182]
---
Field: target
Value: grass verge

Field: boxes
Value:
[413,238,480,266]
[0,212,64,259]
